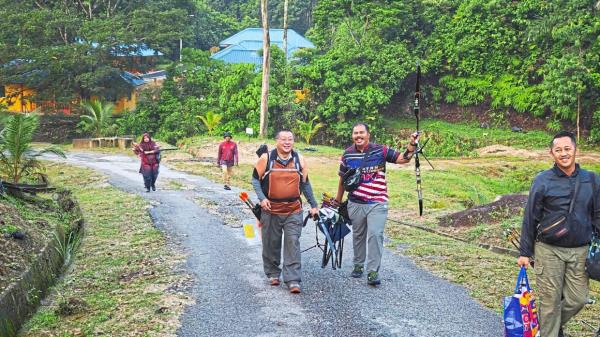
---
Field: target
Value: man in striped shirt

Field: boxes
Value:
[335,122,418,285]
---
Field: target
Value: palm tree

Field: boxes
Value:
[198,111,223,136]
[295,116,324,145]
[0,112,65,184]
[78,100,116,137]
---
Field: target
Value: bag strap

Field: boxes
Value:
[568,173,581,214]
[515,266,531,293]
[591,172,600,236]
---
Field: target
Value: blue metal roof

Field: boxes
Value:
[212,28,314,65]
[111,44,163,57]
[140,70,167,80]
[211,46,262,66]
[220,28,314,49]
[80,40,163,57]
[120,71,145,86]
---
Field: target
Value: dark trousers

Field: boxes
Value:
[141,168,159,189]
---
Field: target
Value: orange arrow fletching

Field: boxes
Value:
[239,192,249,201]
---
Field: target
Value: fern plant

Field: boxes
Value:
[295,116,324,145]
[0,112,65,184]
[198,111,223,136]
[78,100,116,137]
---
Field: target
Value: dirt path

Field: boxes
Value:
[179,140,600,174]
[46,151,503,337]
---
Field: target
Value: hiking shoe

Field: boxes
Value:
[367,271,381,286]
[351,264,364,278]
[151,185,156,191]
[288,282,301,294]
[224,185,231,190]
[268,277,280,286]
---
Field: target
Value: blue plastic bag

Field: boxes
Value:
[503,267,540,337]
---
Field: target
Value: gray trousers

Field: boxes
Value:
[260,211,304,283]
[535,242,589,337]
[348,201,388,273]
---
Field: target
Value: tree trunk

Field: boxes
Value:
[259,0,270,138]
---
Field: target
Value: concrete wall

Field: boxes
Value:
[0,191,84,337]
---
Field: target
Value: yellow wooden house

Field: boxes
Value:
[0,71,145,114]
[0,84,38,113]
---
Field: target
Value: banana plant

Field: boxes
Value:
[295,116,324,145]
[198,111,223,136]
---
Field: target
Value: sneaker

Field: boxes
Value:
[151,185,156,191]
[268,277,280,286]
[288,282,301,294]
[351,264,364,278]
[145,188,151,192]
[224,185,231,190]
[367,271,381,286]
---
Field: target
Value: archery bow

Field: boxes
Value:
[413,63,434,216]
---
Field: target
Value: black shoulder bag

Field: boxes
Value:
[537,174,580,244]
[586,172,600,281]
[342,146,370,192]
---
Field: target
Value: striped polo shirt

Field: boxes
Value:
[338,143,400,204]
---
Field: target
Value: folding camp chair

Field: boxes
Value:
[302,193,351,270]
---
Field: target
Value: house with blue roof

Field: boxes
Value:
[1,43,165,114]
[211,28,315,66]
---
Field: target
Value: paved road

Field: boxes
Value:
[49,152,503,337]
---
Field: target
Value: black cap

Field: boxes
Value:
[223,131,232,138]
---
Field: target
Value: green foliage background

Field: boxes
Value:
[1,0,598,145]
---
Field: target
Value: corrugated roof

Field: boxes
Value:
[211,46,262,66]
[120,71,145,86]
[111,44,163,57]
[140,70,167,80]
[211,28,314,66]
[80,40,163,57]
[220,28,314,51]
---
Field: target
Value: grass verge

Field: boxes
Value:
[19,162,191,337]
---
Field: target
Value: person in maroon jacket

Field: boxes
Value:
[217,131,238,190]
[132,132,160,192]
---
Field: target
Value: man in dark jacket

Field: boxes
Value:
[518,131,600,337]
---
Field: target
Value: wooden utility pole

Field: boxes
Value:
[577,94,581,142]
[259,0,270,138]
[283,0,289,60]
[282,0,292,116]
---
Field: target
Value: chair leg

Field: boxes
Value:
[336,239,344,268]
[321,239,329,268]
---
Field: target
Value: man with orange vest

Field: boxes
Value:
[252,130,319,294]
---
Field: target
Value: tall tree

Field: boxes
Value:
[259,0,271,138]
[0,0,193,106]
